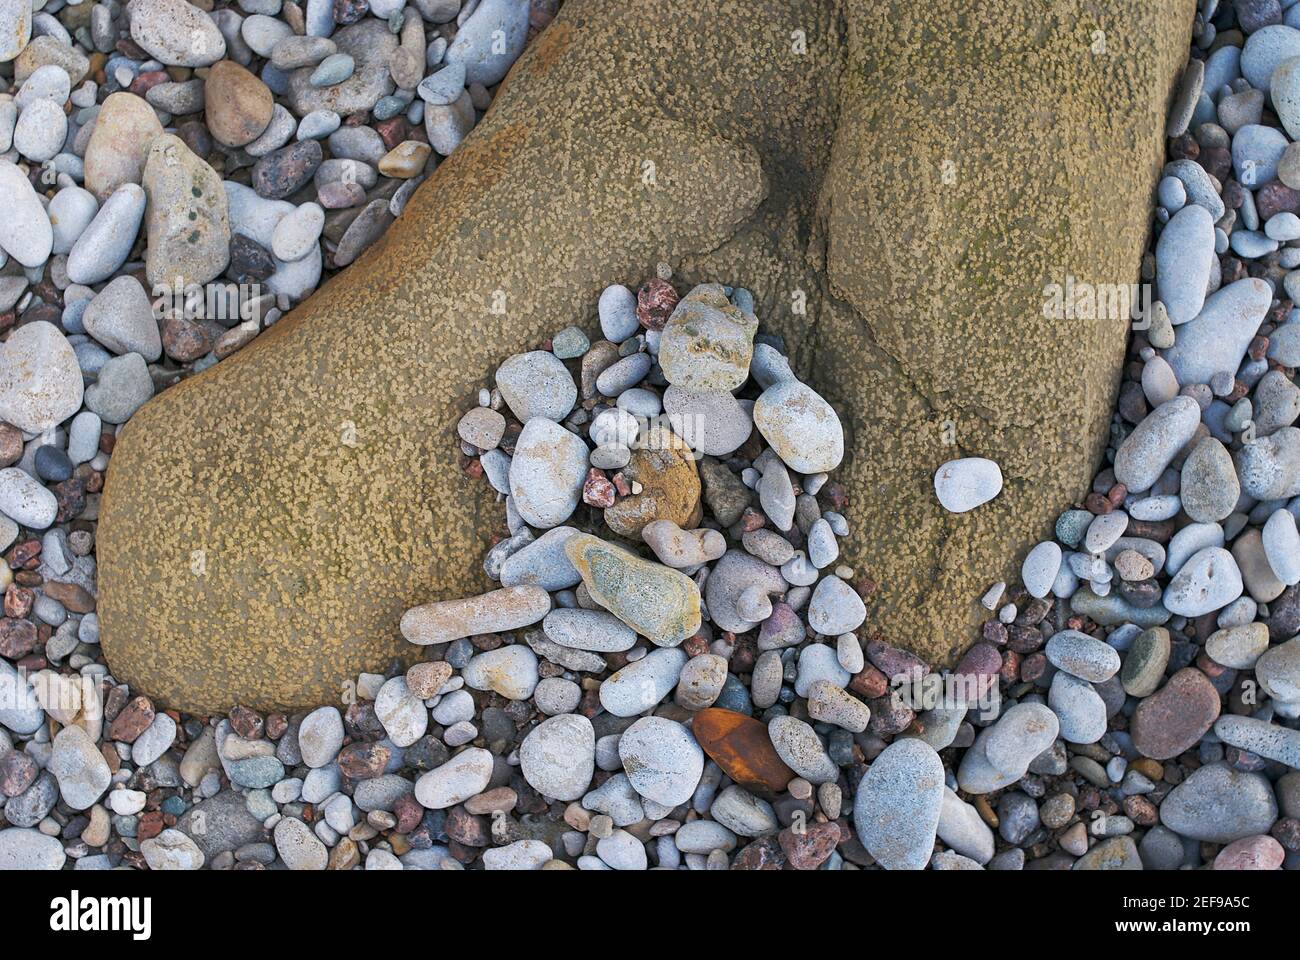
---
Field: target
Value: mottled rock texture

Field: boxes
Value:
[99,0,1196,711]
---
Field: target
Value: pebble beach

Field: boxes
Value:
[0,0,1294,883]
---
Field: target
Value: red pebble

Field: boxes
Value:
[635,278,678,331]
[582,468,615,508]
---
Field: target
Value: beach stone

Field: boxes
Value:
[401,584,550,645]
[444,0,529,86]
[663,386,753,457]
[753,379,844,474]
[1113,396,1201,492]
[1130,667,1220,760]
[853,738,944,871]
[567,534,701,648]
[1045,629,1121,682]
[767,715,837,784]
[509,417,588,528]
[84,93,164,201]
[1163,546,1243,617]
[374,676,428,746]
[1215,714,1300,769]
[604,424,701,539]
[84,353,154,424]
[0,0,30,63]
[96,0,1196,711]
[618,716,703,807]
[1022,541,1062,599]
[13,99,64,163]
[499,527,581,590]
[933,457,1003,513]
[273,816,327,869]
[598,285,638,342]
[1235,527,1285,604]
[49,726,111,810]
[83,277,162,362]
[289,20,396,115]
[1120,626,1171,696]
[495,351,576,422]
[658,282,758,391]
[600,647,687,716]
[1157,202,1215,323]
[414,747,494,809]
[49,187,99,257]
[129,0,227,66]
[1214,834,1286,870]
[1160,763,1279,843]
[691,708,794,793]
[706,549,787,634]
[297,706,344,767]
[462,645,539,700]
[143,134,232,288]
[1073,836,1142,870]
[642,519,726,569]
[543,608,636,652]
[1237,427,1300,500]
[205,61,274,148]
[1252,370,1300,437]
[807,575,866,636]
[0,828,64,870]
[1264,509,1300,586]
[0,468,57,529]
[936,788,995,864]
[67,184,147,285]
[0,321,83,434]
[956,702,1058,793]
[520,713,595,801]
[0,159,52,268]
[1049,672,1107,744]
[1163,278,1271,386]
[1256,635,1300,702]
[1180,437,1239,522]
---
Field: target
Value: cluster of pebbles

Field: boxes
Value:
[1,0,1300,873]
[0,0,556,397]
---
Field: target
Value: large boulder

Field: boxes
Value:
[98,0,1196,712]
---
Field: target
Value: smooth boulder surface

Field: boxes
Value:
[98,0,1197,711]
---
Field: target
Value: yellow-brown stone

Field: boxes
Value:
[603,424,702,541]
[97,0,1196,712]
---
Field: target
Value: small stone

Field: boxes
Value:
[658,283,757,391]
[129,0,227,66]
[753,379,844,474]
[443,0,529,86]
[0,322,83,434]
[933,457,1003,513]
[807,575,866,636]
[1113,396,1201,492]
[143,135,231,289]
[462,645,539,700]
[84,353,154,424]
[691,708,794,793]
[1120,627,1171,697]
[1163,547,1243,617]
[83,276,162,361]
[1045,629,1121,682]
[273,816,327,870]
[853,738,945,871]
[1160,763,1278,843]
[1048,672,1107,744]
[400,585,551,645]
[509,417,589,528]
[520,713,595,801]
[599,648,686,717]
[414,747,494,809]
[567,534,701,648]
[49,726,111,810]
[205,61,274,148]
[0,159,52,268]
[767,715,838,784]
[618,716,704,808]
[67,184,147,285]
[1130,667,1221,760]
